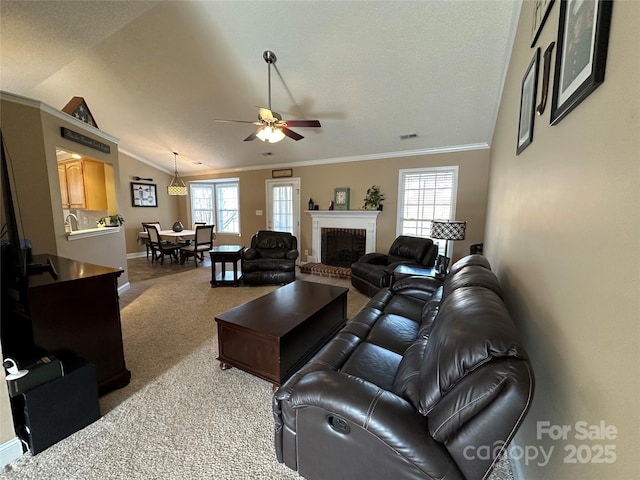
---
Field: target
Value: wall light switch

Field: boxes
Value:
[256,210,263,216]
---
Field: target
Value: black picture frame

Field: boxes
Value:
[517,48,540,155]
[550,0,613,125]
[131,182,157,207]
[531,0,556,47]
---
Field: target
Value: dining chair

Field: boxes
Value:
[145,224,182,265]
[141,222,162,258]
[180,225,215,267]
[193,221,206,230]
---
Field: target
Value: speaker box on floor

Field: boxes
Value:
[18,362,101,454]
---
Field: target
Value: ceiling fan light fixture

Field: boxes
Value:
[256,126,285,143]
[167,151,188,196]
[268,127,285,143]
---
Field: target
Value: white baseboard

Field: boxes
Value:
[0,437,23,467]
[118,282,131,295]
[126,251,147,259]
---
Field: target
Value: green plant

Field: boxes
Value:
[362,185,385,210]
[98,213,125,227]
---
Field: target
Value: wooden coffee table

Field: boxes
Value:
[214,280,348,387]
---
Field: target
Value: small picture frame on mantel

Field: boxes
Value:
[334,187,350,210]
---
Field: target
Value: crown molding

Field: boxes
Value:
[195,143,490,176]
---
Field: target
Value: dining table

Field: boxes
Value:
[138,229,196,242]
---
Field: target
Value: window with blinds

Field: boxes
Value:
[190,181,240,234]
[397,167,459,244]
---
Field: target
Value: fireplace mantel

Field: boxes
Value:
[306,210,380,263]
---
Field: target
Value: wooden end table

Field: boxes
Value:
[214,280,348,388]
[209,245,244,287]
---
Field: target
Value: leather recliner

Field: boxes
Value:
[350,235,438,296]
[242,230,299,285]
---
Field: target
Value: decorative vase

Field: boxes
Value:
[377,204,384,211]
[172,221,184,232]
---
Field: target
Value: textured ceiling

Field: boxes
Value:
[0,1,520,175]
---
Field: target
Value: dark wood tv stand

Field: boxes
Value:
[24,254,131,395]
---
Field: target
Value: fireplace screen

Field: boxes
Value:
[321,228,366,268]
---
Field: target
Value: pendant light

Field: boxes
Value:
[167,151,188,196]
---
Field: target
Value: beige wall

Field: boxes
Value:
[486,2,639,479]
[180,148,491,262]
[117,151,180,254]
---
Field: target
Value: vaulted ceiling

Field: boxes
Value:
[1,1,520,175]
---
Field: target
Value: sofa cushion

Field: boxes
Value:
[366,313,420,355]
[242,258,295,272]
[417,287,526,415]
[255,235,291,249]
[391,337,428,406]
[448,254,491,275]
[388,236,431,263]
[340,342,402,391]
[442,265,503,300]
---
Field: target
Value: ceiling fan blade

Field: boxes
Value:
[258,108,275,122]
[214,119,256,124]
[281,127,304,141]
[244,129,259,141]
[282,120,321,128]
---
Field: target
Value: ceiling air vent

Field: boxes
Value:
[400,133,419,140]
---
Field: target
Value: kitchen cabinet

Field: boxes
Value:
[58,163,69,208]
[58,159,107,210]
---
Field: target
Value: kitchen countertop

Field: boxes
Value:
[66,226,121,241]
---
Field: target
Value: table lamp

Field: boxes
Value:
[430,220,467,273]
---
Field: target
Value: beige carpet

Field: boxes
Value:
[0,265,514,480]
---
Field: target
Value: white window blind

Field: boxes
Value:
[190,181,240,234]
[397,167,458,242]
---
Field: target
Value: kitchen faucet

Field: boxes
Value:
[65,213,79,232]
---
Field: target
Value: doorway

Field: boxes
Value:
[265,178,300,240]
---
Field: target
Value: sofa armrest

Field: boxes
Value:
[279,370,456,475]
[243,247,259,260]
[391,275,443,298]
[285,249,299,260]
[356,252,388,265]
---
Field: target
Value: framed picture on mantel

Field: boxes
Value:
[333,187,350,210]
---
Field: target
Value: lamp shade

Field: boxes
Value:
[167,184,188,196]
[167,151,188,196]
[430,220,466,240]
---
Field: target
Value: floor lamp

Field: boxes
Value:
[430,220,466,274]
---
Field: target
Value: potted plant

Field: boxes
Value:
[97,213,125,227]
[362,185,385,211]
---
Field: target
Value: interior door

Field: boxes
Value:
[266,178,300,240]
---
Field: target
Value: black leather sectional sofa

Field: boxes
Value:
[273,255,534,480]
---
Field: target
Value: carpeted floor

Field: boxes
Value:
[1,261,514,480]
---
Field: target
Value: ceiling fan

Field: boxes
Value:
[215,50,321,143]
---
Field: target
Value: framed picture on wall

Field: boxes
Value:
[517,48,540,155]
[550,0,613,125]
[531,0,555,47]
[131,182,158,207]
